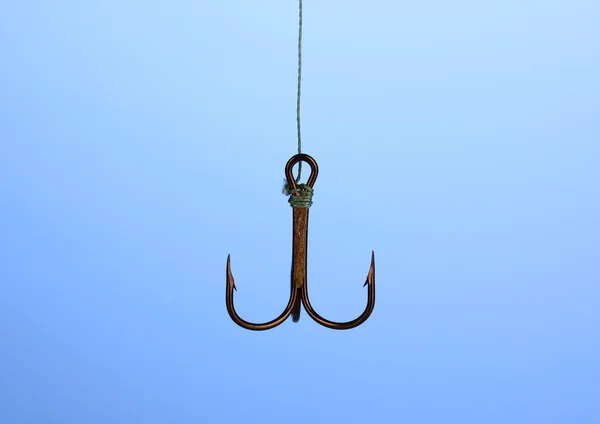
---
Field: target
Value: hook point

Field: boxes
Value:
[226,254,237,291]
[363,250,375,287]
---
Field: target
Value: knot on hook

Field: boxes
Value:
[282,181,314,208]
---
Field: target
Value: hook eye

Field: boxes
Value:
[285,154,319,191]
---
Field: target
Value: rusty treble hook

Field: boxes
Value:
[225,153,375,331]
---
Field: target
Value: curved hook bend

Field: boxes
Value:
[301,251,375,330]
[226,255,297,331]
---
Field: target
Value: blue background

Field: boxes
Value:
[1,1,599,423]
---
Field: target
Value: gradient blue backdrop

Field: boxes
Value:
[1,1,599,423]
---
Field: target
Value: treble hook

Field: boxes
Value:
[226,154,375,330]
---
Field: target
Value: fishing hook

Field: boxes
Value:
[226,153,375,330]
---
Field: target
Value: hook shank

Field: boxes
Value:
[291,207,308,322]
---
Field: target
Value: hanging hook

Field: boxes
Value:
[226,154,375,330]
